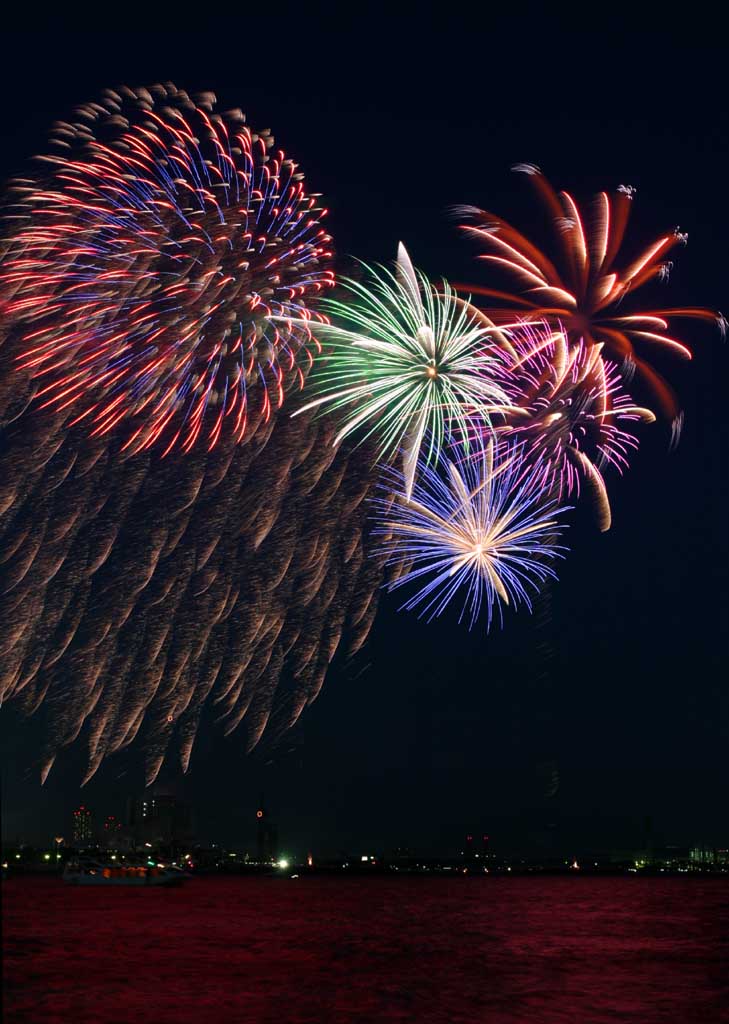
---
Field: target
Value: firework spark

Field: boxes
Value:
[373,439,569,629]
[276,244,512,498]
[1,83,333,453]
[455,166,722,421]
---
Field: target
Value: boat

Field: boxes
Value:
[62,857,185,886]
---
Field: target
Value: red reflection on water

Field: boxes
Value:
[3,876,727,1023]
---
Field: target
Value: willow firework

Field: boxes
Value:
[1,83,333,453]
[373,440,568,630]
[455,165,723,425]
[280,244,512,499]
[0,399,385,786]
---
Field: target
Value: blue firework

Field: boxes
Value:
[373,439,569,629]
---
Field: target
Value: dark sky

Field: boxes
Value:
[1,9,727,857]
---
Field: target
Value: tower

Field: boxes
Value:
[255,796,279,864]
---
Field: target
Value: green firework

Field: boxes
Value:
[276,244,512,498]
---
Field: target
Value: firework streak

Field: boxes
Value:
[0,403,384,785]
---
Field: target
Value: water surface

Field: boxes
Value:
[3,875,727,1022]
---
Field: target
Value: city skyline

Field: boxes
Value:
[4,785,727,861]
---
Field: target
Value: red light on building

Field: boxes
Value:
[256,810,264,819]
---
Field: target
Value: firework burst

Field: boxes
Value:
[373,439,569,629]
[277,244,512,498]
[455,165,723,422]
[1,83,333,453]
[488,323,655,530]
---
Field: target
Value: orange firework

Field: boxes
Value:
[456,165,723,428]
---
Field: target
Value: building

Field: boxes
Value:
[72,806,93,847]
[460,834,474,860]
[126,792,194,848]
[461,833,492,865]
[102,815,123,848]
[255,797,279,864]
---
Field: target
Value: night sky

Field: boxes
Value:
[1,10,727,858]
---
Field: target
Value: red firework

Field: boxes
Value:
[456,165,723,424]
[0,84,333,454]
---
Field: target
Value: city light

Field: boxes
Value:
[277,859,290,870]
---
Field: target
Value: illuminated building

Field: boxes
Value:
[690,846,716,865]
[126,792,193,847]
[72,806,93,847]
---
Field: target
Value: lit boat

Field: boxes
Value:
[62,858,185,886]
